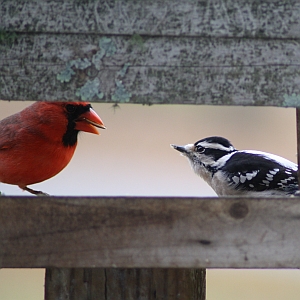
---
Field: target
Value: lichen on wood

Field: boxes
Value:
[1,0,300,106]
[1,33,300,105]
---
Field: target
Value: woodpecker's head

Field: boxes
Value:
[171,136,236,176]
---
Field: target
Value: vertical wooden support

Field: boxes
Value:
[297,108,300,182]
[44,268,206,300]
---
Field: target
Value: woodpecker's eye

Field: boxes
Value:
[195,145,205,153]
[65,104,76,113]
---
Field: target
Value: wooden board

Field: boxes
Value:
[1,0,300,106]
[1,196,300,268]
[1,34,300,105]
[2,0,300,38]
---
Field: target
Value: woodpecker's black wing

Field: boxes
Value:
[221,151,298,194]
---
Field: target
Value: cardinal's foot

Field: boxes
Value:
[21,186,49,196]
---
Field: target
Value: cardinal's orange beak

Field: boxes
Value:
[75,108,106,134]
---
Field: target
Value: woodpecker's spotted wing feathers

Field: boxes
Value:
[222,151,298,194]
[172,136,299,196]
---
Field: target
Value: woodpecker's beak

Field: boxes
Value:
[75,108,106,135]
[171,144,188,153]
[171,144,195,155]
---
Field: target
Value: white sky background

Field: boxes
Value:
[0,101,300,300]
[0,102,297,197]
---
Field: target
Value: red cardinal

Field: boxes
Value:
[0,101,105,195]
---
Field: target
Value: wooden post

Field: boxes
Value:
[44,268,206,300]
[40,195,206,299]
[297,108,300,183]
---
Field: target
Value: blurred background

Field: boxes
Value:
[0,101,300,299]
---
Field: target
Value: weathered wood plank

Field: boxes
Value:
[1,196,300,268]
[1,34,300,105]
[1,0,300,38]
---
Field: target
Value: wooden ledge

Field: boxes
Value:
[1,196,300,268]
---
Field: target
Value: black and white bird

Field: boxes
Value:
[171,136,299,196]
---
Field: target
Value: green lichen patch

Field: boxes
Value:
[92,48,106,70]
[129,34,145,50]
[57,66,76,83]
[0,30,17,45]
[76,78,104,101]
[56,36,133,102]
[69,58,91,70]
[283,94,300,107]
[57,59,91,83]
[99,37,116,57]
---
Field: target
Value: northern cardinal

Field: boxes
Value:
[0,101,105,195]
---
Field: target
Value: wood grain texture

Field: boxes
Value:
[2,0,300,38]
[1,0,300,105]
[1,33,300,105]
[1,196,300,268]
[44,268,206,300]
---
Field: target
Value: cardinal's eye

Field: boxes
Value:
[195,146,205,153]
[65,104,76,113]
